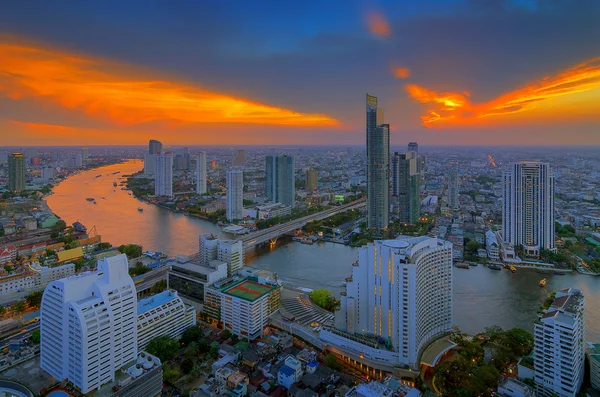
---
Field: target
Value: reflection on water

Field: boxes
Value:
[47,161,600,339]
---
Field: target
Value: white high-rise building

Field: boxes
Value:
[534,288,585,397]
[503,161,555,256]
[196,151,207,195]
[226,168,243,221]
[199,234,244,276]
[154,153,173,197]
[144,153,156,176]
[40,254,137,394]
[323,236,453,370]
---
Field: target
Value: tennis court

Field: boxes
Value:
[225,280,272,301]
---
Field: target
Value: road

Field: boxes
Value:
[240,198,366,250]
[0,324,39,351]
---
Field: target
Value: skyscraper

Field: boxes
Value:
[198,234,245,276]
[502,161,555,256]
[448,163,459,208]
[366,94,389,231]
[233,149,246,167]
[8,153,25,192]
[407,142,418,153]
[226,168,243,221]
[149,139,162,155]
[196,151,207,194]
[305,168,318,192]
[40,254,137,394]
[324,236,453,369]
[81,147,89,160]
[265,154,296,208]
[534,288,585,397]
[154,152,173,197]
[391,152,420,224]
[144,154,156,176]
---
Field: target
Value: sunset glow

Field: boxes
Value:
[406,57,600,128]
[0,39,339,129]
[365,11,391,38]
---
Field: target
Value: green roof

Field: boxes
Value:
[224,279,274,301]
[585,237,600,247]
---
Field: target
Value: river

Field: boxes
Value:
[46,161,600,340]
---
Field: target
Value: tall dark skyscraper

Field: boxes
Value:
[8,153,25,192]
[265,154,296,208]
[149,139,162,154]
[366,94,389,231]
[408,142,418,153]
[448,163,459,209]
[391,152,420,224]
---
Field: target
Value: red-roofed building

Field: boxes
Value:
[0,244,17,265]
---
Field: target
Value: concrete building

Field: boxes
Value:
[168,259,228,304]
[497,378,535,397]
[305,168,318,192]
[41,167,55,180]
[154,153,173,197]
[38,262,76,284]
[324,236,453,370]
[407,142,418,153]
[97,352,163,397]
[244,202,291,220]
[485,230,500,261]
[226,168,244,221]
[366,94,389,232]
[503,161,555,257]
[149,139,162,155]
[233,150,246,167]
[586,342,600,391]
[277,355,303,389]
[199,234,244,276]
[534,288,584,397]
[8,153,25,192]
[207,275,281,339]
[448,163,459,209]
[196,151,207,195]
[136,290,196,350]
[81,147,89,161]
[143,154,156,176]
[74,153,83,168]
[391,152,420,224]
[265,154,296,208]
[40,254,137,394]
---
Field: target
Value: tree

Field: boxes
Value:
[150,279,167,294]
[45,249,56,257]
[309,289,340,312]
[129,262,151,277]
[324,353,341,371]
[26,291,44,308]
[4,265,13,274]
[0,306,5,316]
[118,244,143,259]
[97,242,112,250]
[31,329,40,344]
[52,220,67,232]
[11,301,25,314]
[181,326,203,346]
[220,329,232,340]
[180,357,195,374]
[146,335,180,362]
[209,345,219,359]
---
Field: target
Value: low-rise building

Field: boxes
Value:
[0,245,17,265]
[497,378,535,397]
[0,274,37,294]
[35,263,76,285]
[244,203,291,220]
[169,260,228,305]
[137,290,196,350]
[95,352,163,397]
[485,230,500,261]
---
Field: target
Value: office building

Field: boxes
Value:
[154,153,173,197]
[534,288,584,397]
[207,274,281,339]
[8,153,25,192]
[265,154,296,208]
[448,163,459,208]
[497,378,535,397]
[233,150,246,167]
[82,147,89,160]
[40,254,137,394]
[323,236,453,370]
[502,161,555,256]
[41,166,55,180]
[136,290,196,350]
[196,151,207,194]
[391,152,420,224]
[182,147,191,170]
[143,154,156,176]
[366,94,389,231]
[244,202,291,220]
[149,139,162,155]
[306,168,318,192]
[407,142,418,153]
[199,234,244,276]
[586,342,600,391]
[226,168,244,221]
[169,259,228,304]
[74,153,83,168]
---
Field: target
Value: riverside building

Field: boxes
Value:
[226,168,244,221]
[40,254,137,394]
[366,94,389,232]
[154,152,173,197]
[322,236,454,371]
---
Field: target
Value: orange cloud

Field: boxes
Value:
[393,67,411,79]
[365,11,391,38]
[406,57,600,127]
[0,37,339,128]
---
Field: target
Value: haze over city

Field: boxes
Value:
[1,0,600,146]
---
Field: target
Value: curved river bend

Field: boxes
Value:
[47,161,600,340]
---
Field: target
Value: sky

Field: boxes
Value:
[1,0,599,147]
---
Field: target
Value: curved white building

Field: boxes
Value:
[324,236,453,370]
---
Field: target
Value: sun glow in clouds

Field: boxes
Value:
[405,57,600,127]
[0,38,339,128]
[365,11,391,38]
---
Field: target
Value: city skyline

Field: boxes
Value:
[1,1,599,146]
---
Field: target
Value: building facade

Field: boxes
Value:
[8,153,25,192]
[168,259,228,304]
[137,290,196,350]
[154,153,173,197]
[391,152,420,224]
[226,169,244,221]
[325,236,453,369]
[448,164,459,209]
[306,168,318,192]
[199,235,244,276]
[534,288,584,397]
[40,254,137,394]
[366,94,389,232]
[503,161,555,256]
[197,151,207,195]
[143,154,156,176]
[149,139,162,155]
[265,154,296,208]
[233,150,246,167]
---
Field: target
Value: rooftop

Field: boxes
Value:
[220,277,278,302]
[279,365,295,377]
[137,290,179,314]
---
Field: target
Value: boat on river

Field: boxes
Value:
[488,264,502,271]
[510,266,517,273]
[455,262,470,269]
[138,207,143,212]
[86,197,95,202]
[539,278,547,287]
[113,181,117,187]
